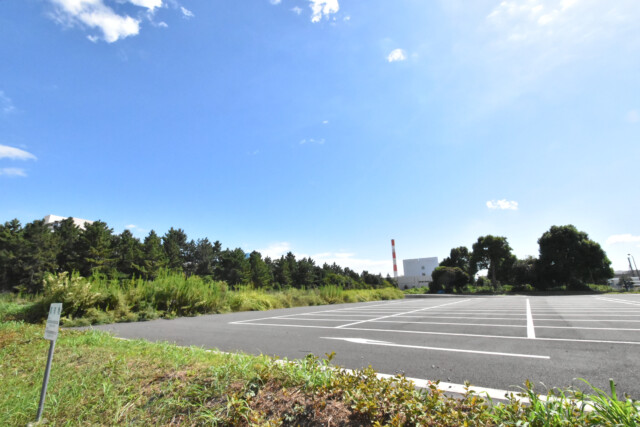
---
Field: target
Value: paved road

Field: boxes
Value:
[88,294,640,398]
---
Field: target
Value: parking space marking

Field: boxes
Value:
[335,299,472,329]
[595,297,640,306]
[399,315,526,321]
[230,300,411,325]
[234,322,640,345]
[321,337,550,359]
[526,298,536,339]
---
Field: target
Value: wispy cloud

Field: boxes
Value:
[486,199,518,210]
[125,223,148,235]
[291,6,302,15]
[387,48,407,63]
[0,91,15,114]
[0,168,27,177]
[129,0,163,11]
[486,0,639,52]
[606,234,640,246]
[322,120,329,124]
[180,6,194,18]
[270,0,282,4]
[0,145,37,161]
[257,242,292,259]
[309,0,339,23]
[299,138,325,145]
[626,110,640,124]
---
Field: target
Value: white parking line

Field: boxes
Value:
[595,297,640,306]
[281,318,526,328]
[526,298,536,339]
[234,322,640,345]
[322,337,550,359]
[335,299,472,329]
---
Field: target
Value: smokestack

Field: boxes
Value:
[391,239,398,279]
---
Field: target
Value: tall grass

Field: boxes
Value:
[11,272,404,326]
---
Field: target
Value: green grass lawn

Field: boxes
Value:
[2,321,639,426]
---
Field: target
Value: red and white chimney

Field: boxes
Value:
[391,239,398,279]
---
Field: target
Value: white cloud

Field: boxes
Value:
[487,0,638,47]
[387,48,407,63]
[309,0,339,23]
[270,0,282,4]
[49,0,140,43]
[299,138,325,145]
[257,242,292,259]
[322,120,329,124]
[0,145,37,161]
[291,6,302,15]
[129,0,163,11]
[0,168,27,177]
[626,110,640,123]
[157,21,168,28]
[180,6,194,18]
[606,234,640,246]
[486,199,518,210]
[0,91,15,114]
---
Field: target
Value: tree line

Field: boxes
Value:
[432,225,614,292]
[0,218,391,293]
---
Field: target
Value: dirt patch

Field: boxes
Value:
[0,329,20,347]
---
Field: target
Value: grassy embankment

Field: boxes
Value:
[0,271,403,327]
[2,321,639,426]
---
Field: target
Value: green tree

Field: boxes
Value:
[193,238,221,277]
[17,220,59,292]
[273,255,293,288]
[248,251,272,288]
[217,248,249,287]
[0,219,24,291]
[113,229,144,278]
[142,230,168,280]
[294,257,317,288]
[509,256,537,287]
[162,227,189,271]
[440,246,472,274]
[76,221,115,277]
[431,266,469,293]
[537,225,613,290]
[52,217,82,273]
[471,235,514,288]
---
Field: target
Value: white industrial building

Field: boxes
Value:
[43,214,93,230]
[397,257,439,289]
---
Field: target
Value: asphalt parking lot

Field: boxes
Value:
[91,294,640,399]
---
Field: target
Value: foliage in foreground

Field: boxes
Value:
[2,272,404,326]
[1,322,639,426]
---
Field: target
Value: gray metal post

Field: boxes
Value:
[36,340,56,422]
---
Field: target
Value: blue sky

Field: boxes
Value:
[1,0,639,275]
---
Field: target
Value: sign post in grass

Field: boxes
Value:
[36,303,62,423]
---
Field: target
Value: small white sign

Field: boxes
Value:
[43,303,62,341]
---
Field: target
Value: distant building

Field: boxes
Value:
[43,214,94,230]
[397,257,439,289]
